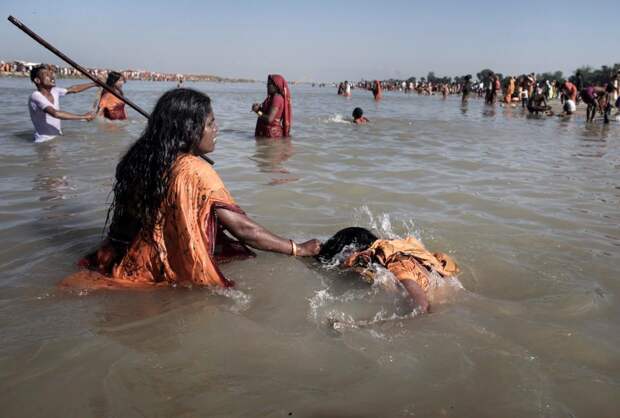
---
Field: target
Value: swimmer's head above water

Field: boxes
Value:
[352,107,368,124]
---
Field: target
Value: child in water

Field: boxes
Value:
[352,107,369,124]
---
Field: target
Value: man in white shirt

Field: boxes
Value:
[29,65,97,142]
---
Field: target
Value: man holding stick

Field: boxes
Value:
[29,64,96,142]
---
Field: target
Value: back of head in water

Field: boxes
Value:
[317,227,378,263]
[352,107,364,119]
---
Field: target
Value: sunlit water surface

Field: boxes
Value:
[1,78,619,417]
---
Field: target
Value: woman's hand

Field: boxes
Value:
[295,239,322,256]
[252,103,261,113]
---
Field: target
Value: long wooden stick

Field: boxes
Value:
[7,15,214,164]
[8,15,150,118]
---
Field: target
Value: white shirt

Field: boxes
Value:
[28,87,68,142]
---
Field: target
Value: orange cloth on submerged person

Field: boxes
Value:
[98,91,127,120]
[342,236,459,292]
[60,154,255,290]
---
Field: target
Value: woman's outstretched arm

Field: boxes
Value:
[216,207,321,256]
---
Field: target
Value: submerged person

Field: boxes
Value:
[62,89,320,290]
[96,71,127,120]
[28,64,97,142]
[527,87,552,115]
[252,74,292,138]
[372,80,383,100]
[352,107,369,124]
[317,227,459,314]
[461,75,472,103]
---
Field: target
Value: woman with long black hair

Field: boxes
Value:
[63,88,320,289]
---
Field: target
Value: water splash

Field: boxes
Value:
[324,114,350,124]
[212,287,252,313]
[352,205,422,240]
[309,205,462,330]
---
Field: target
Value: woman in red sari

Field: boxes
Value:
[252,74,292,138]
[97,71,127,120]
[372,80,383,100]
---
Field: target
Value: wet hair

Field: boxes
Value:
[105,71,123,88]
[106,88,212,240]
[30,64,47,83]
[316,227,378,263]
[352,107,364,119]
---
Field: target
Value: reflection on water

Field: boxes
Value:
[251,138,299,185]
[0,78,619,417]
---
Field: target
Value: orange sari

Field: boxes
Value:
[61,154,254,290]
[98,91,127,120]
[343,236,459,292]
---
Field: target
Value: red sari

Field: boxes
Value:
[255,74,292,138]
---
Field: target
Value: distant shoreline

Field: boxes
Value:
[0,71,256,83]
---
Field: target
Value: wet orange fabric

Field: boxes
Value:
[343,236,459,292]
[61,154,254,290]
[98,91,127,120]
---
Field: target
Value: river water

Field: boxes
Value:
[0,77,619,417]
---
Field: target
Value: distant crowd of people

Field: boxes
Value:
[0,59,250,83]
[333,69,620,123]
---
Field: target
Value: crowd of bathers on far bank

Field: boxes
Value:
[0,59,253,83]
[335,65,620,123]
[20,61,619,316]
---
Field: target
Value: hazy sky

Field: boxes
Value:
[1,0,618,81]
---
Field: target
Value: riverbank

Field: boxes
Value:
[0,71,255,83]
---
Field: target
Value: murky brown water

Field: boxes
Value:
[1,78,619,417]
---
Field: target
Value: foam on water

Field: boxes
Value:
[211,286,252,313]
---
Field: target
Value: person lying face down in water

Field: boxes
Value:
[352,107,369,124]
[316,227,459,314]
[61,89,320,290]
